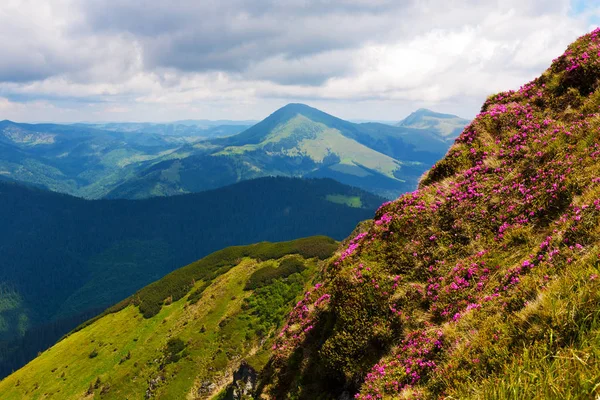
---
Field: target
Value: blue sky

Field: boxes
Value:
[0,0,597,123]
[571,0,600,23]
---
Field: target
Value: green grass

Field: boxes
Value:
[326,194,363,208]
[444,256,600,399]
[245,256,306,290]
[66,236,337,328]
[131,236,337,318]
[0,248,325,399]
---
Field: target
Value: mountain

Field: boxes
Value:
[255,29,600,398]
[75,121,252,138]
[5,28,600,400]
[0,107,465,201]
[0,236,337,399]
[0,177,383,378]
[397,108,471,140]
[106,104,465,200]
[0,120,186,198]
[172,119,258,127]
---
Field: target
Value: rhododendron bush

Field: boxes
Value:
[259,28,600,399]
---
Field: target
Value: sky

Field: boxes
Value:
[0,0,598,123]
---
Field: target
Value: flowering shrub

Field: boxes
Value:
[264,28,600,399]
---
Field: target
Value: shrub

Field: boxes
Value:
[245,257,306,290]
[163,338,186,365]
[135,236,336,318]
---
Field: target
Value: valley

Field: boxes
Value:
[0,177,381,378]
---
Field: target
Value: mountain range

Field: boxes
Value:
[0,177,382,378]
[0,120,246,198]
[4,28,600,399]
[0,106,468,200]
[75,121,255,137]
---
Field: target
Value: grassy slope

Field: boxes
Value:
[260,28,600,399]
[0,238,332,399]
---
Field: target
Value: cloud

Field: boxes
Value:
[77,0,411,82]
[0,0,596,121]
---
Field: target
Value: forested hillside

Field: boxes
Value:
[0,177,381,378]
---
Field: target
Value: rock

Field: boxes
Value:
[339,391,351,400]
[145,374,165,399]
[197,380,216,396]
[224,361,258,400]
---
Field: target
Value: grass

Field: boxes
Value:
[326,194,363,208]
[245,256,306,290]
[0,249,324,399]
[66,236,336,327]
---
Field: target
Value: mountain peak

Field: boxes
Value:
[397,108,469,138]
[400,108,464,123]
[213,103,350,146]
[278,103,316,112]
[271,103,338,122]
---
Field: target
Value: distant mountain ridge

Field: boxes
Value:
[0,105,467,200]
[0,119,250,198]
[106,104,468,199]
[76,121,253,136]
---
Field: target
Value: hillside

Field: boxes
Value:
[0,177,382,378]
[0,237,337,399]
[255,28,600,398]
[106,104,467,200]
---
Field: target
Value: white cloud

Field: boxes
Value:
[0,0,596,122]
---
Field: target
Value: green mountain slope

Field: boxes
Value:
[0,177,382,379]
[0,237,336,400]
[106,104,467,200]
[255,29,600,399]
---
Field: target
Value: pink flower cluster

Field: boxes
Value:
[272,282,331,357]
[275,28,600,399]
